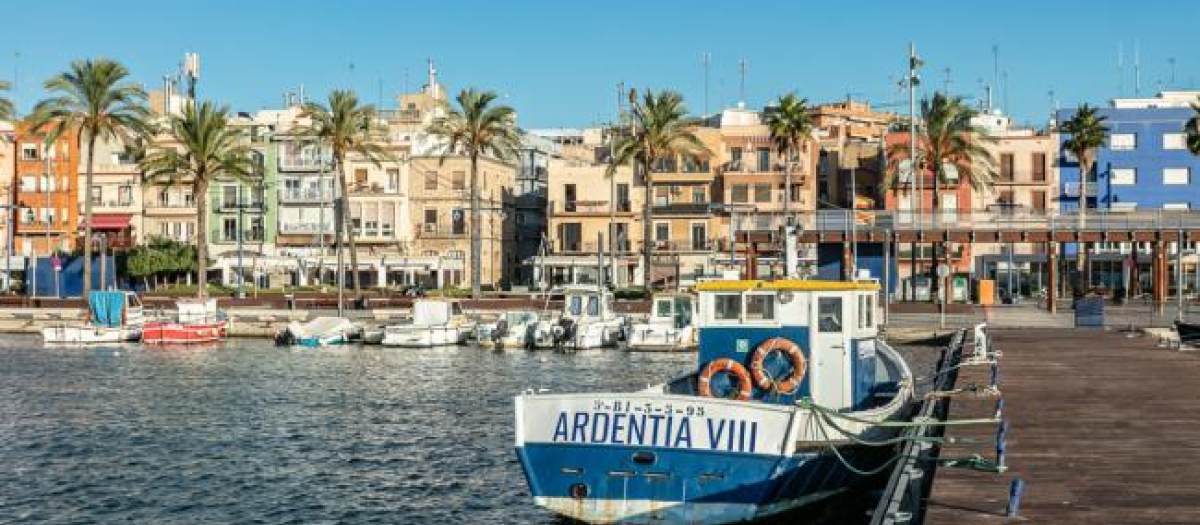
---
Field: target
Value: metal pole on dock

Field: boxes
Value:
[1178,228,1185,321]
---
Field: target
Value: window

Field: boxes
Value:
[354,168,368,185]
[617,183,630,212]
[691,186,706,203]
[425,171,438,191]
[20,176,35,192]
[249,217,264,240]
[386,168,400,191]
[745,294,775,321]
[564,184,577,211]
[655,299,673,318]
[1109,133,1136,150]
[586,296,599,316]
[424,209,438,225]
[568,296,582,316]
[1164,132,1187,150]
[691,223,707,251]
[999,153,1014,181]
[223,185,239,207]
[818,297,843,333]
[118,185,132,206]
[1111,168,1136,185]
[91,186,103,205]
[998,190,1014,206]
[452,171,465,190]
[1164,167,1190,185]
[21,144,39,161]
[655,222,669,242]
[654,185,670,206]
[41,175,56,192]
[730,147,743,169]
[714,294,741,320]
[731,184,748,203]
[1032,152,1047,182]
[223,217,237,241]
[452,208,465,235]
[757,147,770,172]
[1033,190,1047,212]
[754,183,771,203]
[1164,202,1190,210]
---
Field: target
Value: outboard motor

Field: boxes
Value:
[553,317,576,346]
[492,317,509,344]
[273,328,294,347]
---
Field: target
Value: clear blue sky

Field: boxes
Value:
[4,0,1198,128]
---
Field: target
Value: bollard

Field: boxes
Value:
[1006,477,1025,517]
[994,397,1005,420]
[995,420,1009,472]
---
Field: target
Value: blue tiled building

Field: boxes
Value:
[1057,91,1200,212]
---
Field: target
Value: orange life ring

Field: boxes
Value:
[698,358,753,400]
[749,337,807,394]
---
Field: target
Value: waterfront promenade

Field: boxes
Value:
[925,328,1200,524]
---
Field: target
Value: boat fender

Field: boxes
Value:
[698,358,753,400]
[749,337,807,394]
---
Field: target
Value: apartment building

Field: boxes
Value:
[813,99,894,210]
[11,122,80,255]
[541,155,638,287]
[80,137,142,250]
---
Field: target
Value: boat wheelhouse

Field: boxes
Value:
[514,280,913,525]
[382,299,473,347]
[531,286,626,350]
[626,292,697,352]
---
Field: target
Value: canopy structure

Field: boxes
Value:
[78,214,132,231]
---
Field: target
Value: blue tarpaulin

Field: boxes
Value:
[24,255,117,297]
[88,291,125,327]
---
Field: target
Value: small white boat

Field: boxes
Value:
[361,326,385,345]
[533,286,626,350]
[42,291,144,345]
[477,310,541,349]
[627,292,698,351]
[275,316,357,347]
[382,299,474,347]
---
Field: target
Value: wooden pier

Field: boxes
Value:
[923,328,1200,524]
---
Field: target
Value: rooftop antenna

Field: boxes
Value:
[12,51,19,118]
[1003,72,1010,115]
[1118,41,1124,95]
[377,72,383,109]
[1169,57,1177,87]
[943,67,952,93]
[992,44,1000,104]
[298,84,305,104]
[703,52,711,116]
[738,58,746,108]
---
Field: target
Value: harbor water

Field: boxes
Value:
[0,336,940,524]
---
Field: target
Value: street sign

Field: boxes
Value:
[937,263,950,278]
[52,255,61,272]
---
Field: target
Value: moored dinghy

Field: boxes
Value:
[531,286,625,350]
[477,310,541,349]
[275,316,357,347]
[627,292,697,351]
[514,279,913,525]
[382,299,474,347]
[42,291,145,345]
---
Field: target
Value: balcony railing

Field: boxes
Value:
[215,198,266,211]
[279,188,336,203]
[652,202,711,215]
[278,222,334,234]
[278,156,329,171]
[212,228,266,243]
[417,224,468,238]
[1062,182,1099,197]
[551,200,633,214]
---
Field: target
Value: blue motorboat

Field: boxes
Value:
[514,279,914,525]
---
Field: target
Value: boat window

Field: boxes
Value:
[864,295,874,328]
[818,297,843,333]
[587,296,600,316]
[744,294,776,321]
[714,294,741,320]
[655,299,673,318]
[568,296,583,316]
[675,297,693,328]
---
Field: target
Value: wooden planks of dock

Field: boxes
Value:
[923,328,1200,524]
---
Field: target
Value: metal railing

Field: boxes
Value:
[741,209,1200,233]
[279,188,336,203]
[278,222,334,234]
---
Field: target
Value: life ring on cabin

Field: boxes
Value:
[698,358,753,401]
[749,337,807,394]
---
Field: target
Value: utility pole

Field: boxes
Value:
[908,43,922,226]
[703,53,711,116]
[738,59,747,107]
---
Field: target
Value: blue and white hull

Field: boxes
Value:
[515,378,910,524]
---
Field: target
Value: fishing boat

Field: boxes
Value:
[626,292,698,352]
[143,298,228,344]
[532,286,626,350]
[514,279,914,525]
[477,310,542,349]
[381,299,473,347]
[42,291,145,345]
[274,316,357,347]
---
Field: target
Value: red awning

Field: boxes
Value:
[79,214,133,231]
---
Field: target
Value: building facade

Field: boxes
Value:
[11,122,80,255]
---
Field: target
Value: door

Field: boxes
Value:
[811,294,849,409]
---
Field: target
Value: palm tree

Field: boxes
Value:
[886,93,995,299]
[141,102,254,299]
[1059,104,1109,288]
[1184,97,1200,156]
[427,88,520,299]
[0,80,13,120]
[765,93,814,226]
[298,90,390,304]
[610,89,709,290]
[28,59,149,295]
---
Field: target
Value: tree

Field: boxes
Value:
[1059,104,1109,288]
[427,88,520,299]
[298,90,389,303]
[1184,97,1200,156]
[610,90,708,290]
[0,80,13,120]
[29,59,149,295]
[141,102,254,299]
[765,93,815,227]
[886,93,995,298]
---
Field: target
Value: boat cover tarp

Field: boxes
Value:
[412,301,451,326]
[89,292,126,327]
[290,316,353,339]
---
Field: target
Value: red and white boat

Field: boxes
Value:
[143,299,229,345]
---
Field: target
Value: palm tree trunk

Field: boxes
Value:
[470,153,482,299]
[82,133,97,296]
[335,154,363,303]
[641,160,653,290]
[931,169,940,303]
[195,177,209,299]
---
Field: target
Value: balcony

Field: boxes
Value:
[1062,182,1098,198]
[91,199,135,209]
[278,222,334,234]
[278,156,328,172]
[280,188,336,204]
[211,228,266,243]
[652,202,711,216]
[214,198,266,212]
[380,108,423,122]
[416,223,468,239]
[551,200,634,216]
